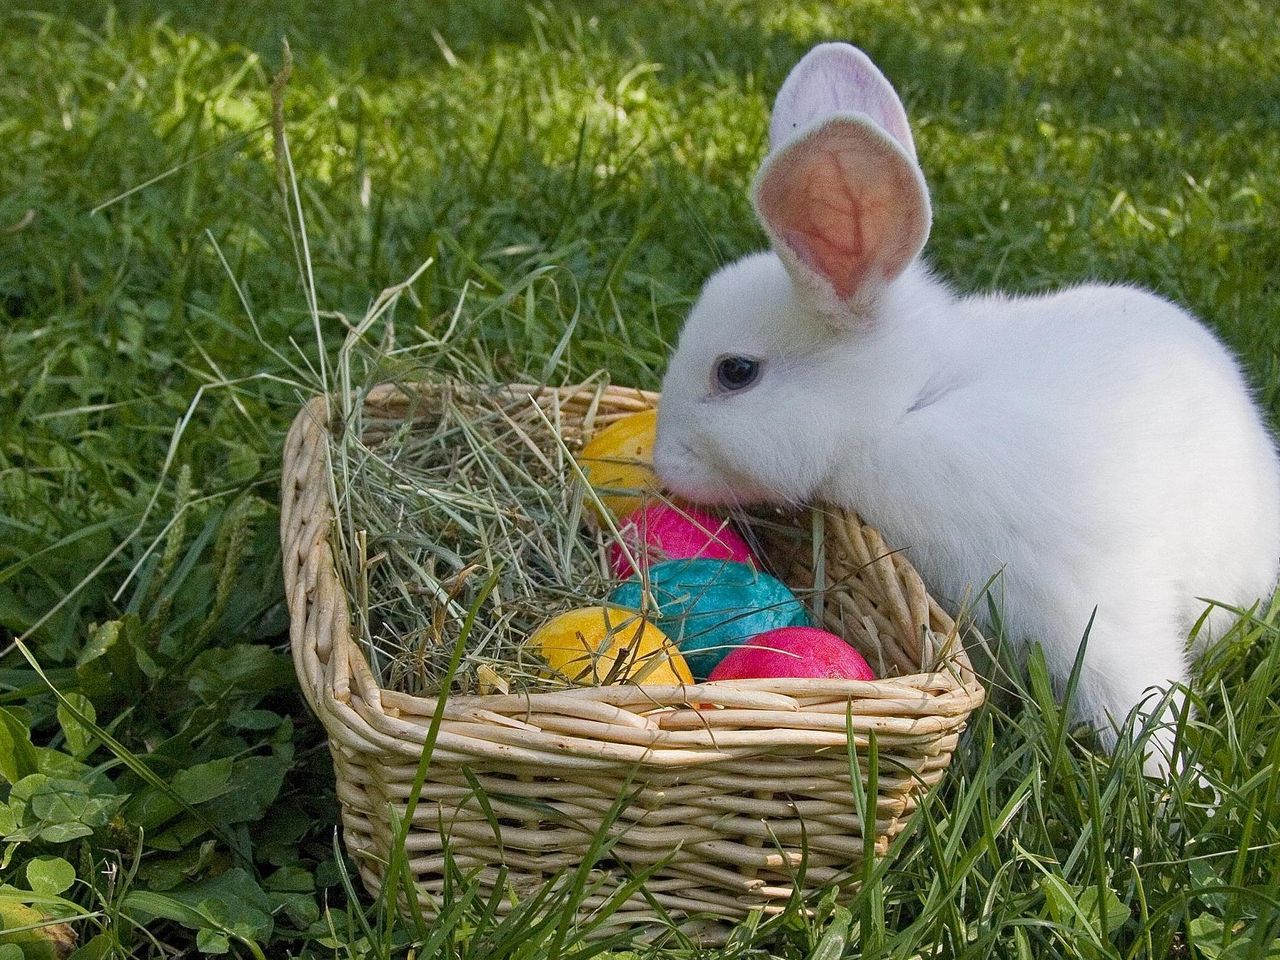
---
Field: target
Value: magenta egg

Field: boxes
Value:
[707,627,877,682]
[607,504,753,578]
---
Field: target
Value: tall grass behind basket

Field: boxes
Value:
[281,379,985,940]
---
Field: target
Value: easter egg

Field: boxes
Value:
[607,559,810,681]
[707,627,877,682]
[528,606,693,686]
[607,503,755,578]
[577,409,660,520]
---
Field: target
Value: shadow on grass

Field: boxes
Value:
[20,0,1279,132]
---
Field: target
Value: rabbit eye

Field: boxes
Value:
[714,355,761,392]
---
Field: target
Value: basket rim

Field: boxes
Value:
[281,380,985,760]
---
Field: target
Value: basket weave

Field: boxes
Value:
[281,381,984,938]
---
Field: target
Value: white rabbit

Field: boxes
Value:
[653,42,1280,777]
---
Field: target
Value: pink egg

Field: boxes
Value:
[707,627,877,682]
[607,504,754,578]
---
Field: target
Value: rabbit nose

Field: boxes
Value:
[652,435,695,484]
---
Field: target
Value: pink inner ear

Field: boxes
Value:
[779,158,877,300]
[756,117,928,304]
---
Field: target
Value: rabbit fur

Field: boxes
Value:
[653,43,1280,777]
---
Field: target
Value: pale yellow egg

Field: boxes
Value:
[577,409,660,520]
[528,606,693,686]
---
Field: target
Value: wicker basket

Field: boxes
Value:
[281,381,985,939]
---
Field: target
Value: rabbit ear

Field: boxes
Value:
[768,42,918,161]
[755,48,930,320]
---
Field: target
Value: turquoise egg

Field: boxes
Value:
[607,558,810,681]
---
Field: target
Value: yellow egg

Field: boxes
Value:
[577,408,660,520]
[528,606,693,686]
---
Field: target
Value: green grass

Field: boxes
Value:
[1,1,1278,956]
